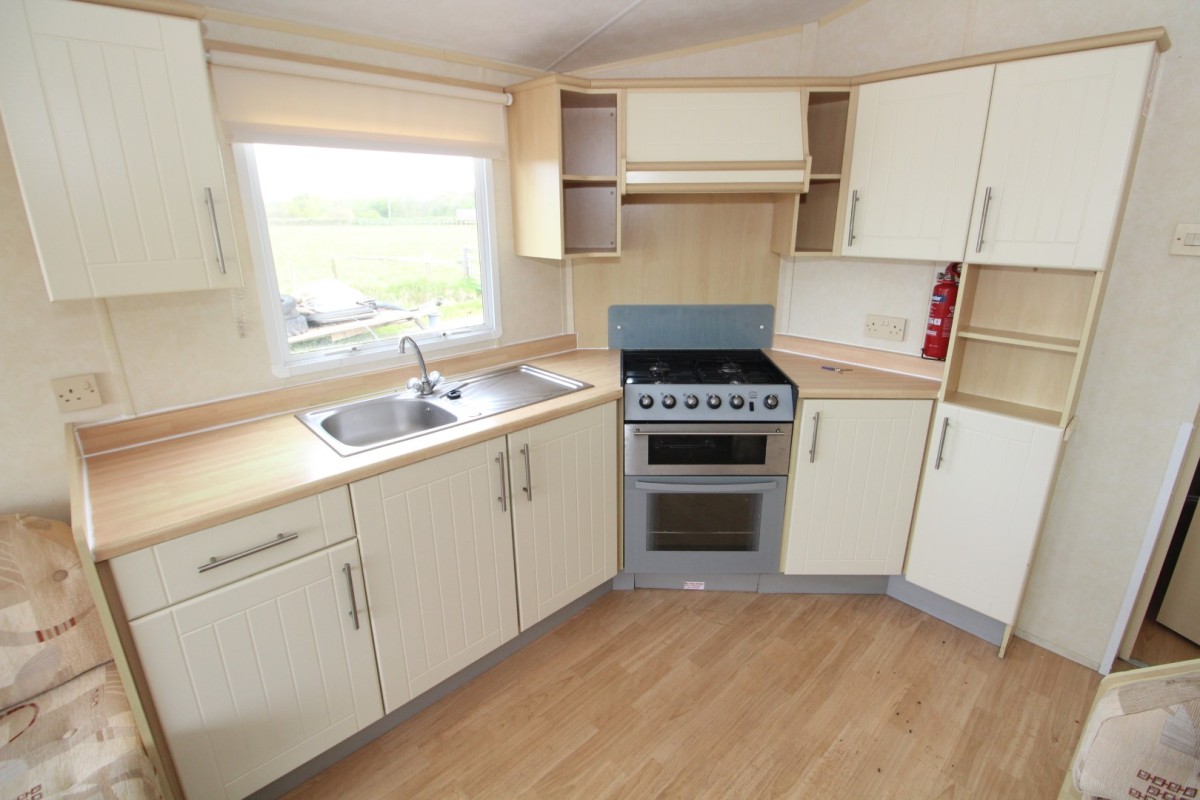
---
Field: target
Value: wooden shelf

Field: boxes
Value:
[956,327,1081,353]
[563,175,618,185]
[942,392,1063,427]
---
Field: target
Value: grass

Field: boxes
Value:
[268,222,486,352]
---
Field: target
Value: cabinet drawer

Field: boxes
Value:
[110,487,355,619]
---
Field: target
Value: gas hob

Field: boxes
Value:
[622,349,795,423]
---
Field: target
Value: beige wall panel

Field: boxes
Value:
[570,196,780,347]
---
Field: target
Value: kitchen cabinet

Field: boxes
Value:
[128,540,382,800]
[783,399,931,575]
[840,66,994,261]
[350,437,520,712]
[904,402,1063,626]
[625,89,807,192]
[351,402,618,710]
[508,77,621,259]
[966,42,1156,270]
[509,403,618,629]
[0,0,241,301]
[771,87,853,257]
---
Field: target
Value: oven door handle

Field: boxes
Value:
[633,480,779,493]
[629,429,789,436]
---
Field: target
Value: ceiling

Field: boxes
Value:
[200,0,855,74]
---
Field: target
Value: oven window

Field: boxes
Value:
[647,493,762,551]
[647,434,768,467]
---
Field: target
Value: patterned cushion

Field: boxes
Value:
[0,662,161,799]
[0,515,110,709]
[1074,673,1200,799]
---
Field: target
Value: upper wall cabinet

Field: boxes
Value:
[0,0,241,300]
[967,43,1157,270]
[841,66,994,261]
[624,89,807,193]
[508,78,621,260]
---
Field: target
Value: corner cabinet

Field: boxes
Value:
[967,42,1157,270]
[508,78,621,259]
[783,399,931,575]
[904,403,1063,627]
[840,66,993,261]
[0,0,241,300]
[351,402,618,712]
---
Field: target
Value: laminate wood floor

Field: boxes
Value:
[283,590,1100,799]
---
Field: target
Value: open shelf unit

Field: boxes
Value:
[941,263,1106,427]
[561,90,620,256]
[772,88,853,257]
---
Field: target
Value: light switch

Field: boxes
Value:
[1170,223,1200,257]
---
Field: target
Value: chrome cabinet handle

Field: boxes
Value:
[934,417,950,470]
[197,531,299,573]
[342,562,360,631]
[495,452,507,512]
[808,411,821,463]
[631,429,789,437]
[633,480,779,493]
[521,444,533,501]
[847,189,860,247]
[204,187,229,275]
[974,186,993,254]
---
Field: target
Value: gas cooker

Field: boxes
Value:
[622,349,795,423]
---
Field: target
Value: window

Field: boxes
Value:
[238,143,499,375]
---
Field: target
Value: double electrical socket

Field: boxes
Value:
[865,314,906,342]
[51,374,103,412]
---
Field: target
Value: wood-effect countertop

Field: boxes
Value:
[78,346,938,562]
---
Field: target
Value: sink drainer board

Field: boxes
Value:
[297,364,591,457]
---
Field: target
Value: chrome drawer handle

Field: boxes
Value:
[631,429,789,436]
[343,562,360,631]
[197,531,299,573]
[808,411,821,463]
[633,480,779,493]
[934,417,950,470]
[521,444,533,502]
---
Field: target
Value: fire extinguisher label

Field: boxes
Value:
[928,317,941,326]
[932,293,946,302]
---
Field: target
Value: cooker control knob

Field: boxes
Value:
[638,394,654,410]
[661,394,677,409]
[729,394,745,410]
[764,394,780,410]
[684,394,700,409]
[707,394,722,409]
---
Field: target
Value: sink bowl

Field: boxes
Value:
[298,364,591,456]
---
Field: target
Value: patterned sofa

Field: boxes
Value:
[0,514,162,799]
[1062,657,1200,799]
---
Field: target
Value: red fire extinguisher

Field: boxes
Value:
[922,263,961,361]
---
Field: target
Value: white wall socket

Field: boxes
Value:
[51,374,102,412]
[865,314,906,342]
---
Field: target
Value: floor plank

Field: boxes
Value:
[282,590,1100,799]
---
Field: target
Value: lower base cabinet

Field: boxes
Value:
[351,402,618,712]
[904,402,1064,625]
[784,399,932,575]
[129,540,382,800]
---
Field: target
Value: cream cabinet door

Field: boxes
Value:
[967,42,1156,270]
[510,404,618,630]
[129,541,381,800]
[904,403,1063,625]
[842,66,993,261]
[351,438,519,712]
[0,0,240,300]
[784,399,931,575]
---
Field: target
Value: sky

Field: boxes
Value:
[251,143,476,202]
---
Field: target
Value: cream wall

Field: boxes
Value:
[588,0,1200,667]
[0,21,570,521]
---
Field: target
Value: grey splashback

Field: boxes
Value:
[607,304,775,350]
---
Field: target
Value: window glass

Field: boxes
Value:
[241,143,497,371]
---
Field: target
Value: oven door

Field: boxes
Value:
[624,422,792,476]
[624,475,787,574]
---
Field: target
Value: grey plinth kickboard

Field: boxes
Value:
[608,304,775,350]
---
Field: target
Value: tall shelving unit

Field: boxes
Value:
[941,264,1105,428]
[771,87,854,257]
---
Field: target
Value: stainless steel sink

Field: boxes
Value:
[298,364,590,456]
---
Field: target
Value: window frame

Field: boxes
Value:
[234,142,502,378]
